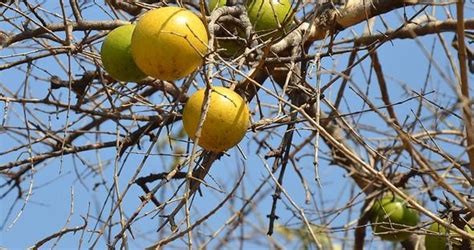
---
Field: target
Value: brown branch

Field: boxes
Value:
[150,166,244,248]
[354,199,374,250]
[0,48,70,70]
[118,113,180,157]
[265,18,474,65]
[270,0,431,54]
[337,0,420,28]
[345,18,474,45]
[455,1,474,178]
[0,111,177,172]
[267,109,296,236]
[161,152,221,229]
[60,85,167,147]
[135,172,188,207]
[2,20,129,48]
[0,96,158,121]
[29,218,87,250]
[0,141,116,171]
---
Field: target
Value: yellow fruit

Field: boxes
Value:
[100,24,146,82]
[182,86,249,152]
[131,7,209,81]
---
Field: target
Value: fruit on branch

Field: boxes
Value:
[100,24,146,82]
[182,86,249,152]
[208,0,226,11]
[369,195,420,241]
[207,0,247,58]
[246,0,294,37]
[131,6,208,81]
[425,221,474,250]
[215,23,247,59]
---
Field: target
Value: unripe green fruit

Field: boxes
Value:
[215,24,246,58]
[208,0,226,11]
[208,0,246,58]
[216,36,246,58]
[246,0,294,36]
[425,221,474,250]
[100,24,146,82]
[370,196,420,242]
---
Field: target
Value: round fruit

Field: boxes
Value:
[215,23,246,58]
[216,36,246,58]
[208,0,226,11]
[131,7,209,81]
[246,0,294,35]
[100,24,146,82]
[425,221,473,250]
[182,86,249,152]
[370,195,420,241]
[208,0,246,58]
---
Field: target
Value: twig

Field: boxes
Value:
[29,218,87,250]
[455,0,474,178]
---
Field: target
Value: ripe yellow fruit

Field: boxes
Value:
[100,24,146,82]
[131,7,209,81]
[182,87,249,152]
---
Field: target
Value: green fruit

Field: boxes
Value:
[209,0,246,58]
[370,196,420,241]
[100,24,146,82]
[216,37,246,58]
[208,0,226,11]
[246,0,294,36]
[215,24,246,58]
[425,221,474,250]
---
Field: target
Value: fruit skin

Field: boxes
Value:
[182,86,249,152]
[216,37,245,58]
[208,0,226,11]
[246,0,294,35]
[370,195,420,241]
[100,24,146,82]
[131,7,208,81]
[206,0,246,58]
[425,221,473,250]
[215,24,246,58]
[208,0,247,58]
